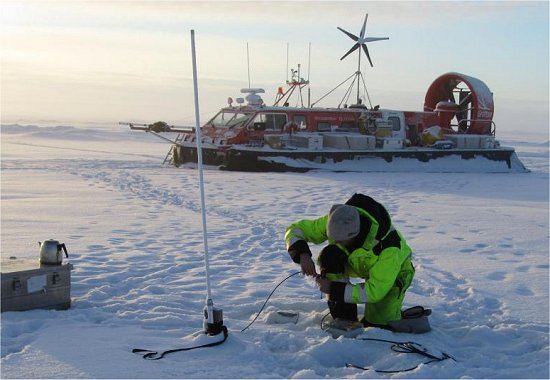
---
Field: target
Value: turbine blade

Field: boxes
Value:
[360,14,368,39]
[459,91,472,106]
[443,84,455,103]
[337,27,359,41]
[341,43,360,60]
[361,44,373,67]
[365,37,389,42]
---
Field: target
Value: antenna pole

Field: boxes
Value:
[286,43,289,83]
[307,42,311,107]
[307,42,311,82]
[297,63,304,107]
[191,29,212,303]
[191,30,225,337]
[247,42,251,88]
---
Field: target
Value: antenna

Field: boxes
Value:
[286,42,289,83]
[274,43,311,108]
[298,63,303,107]
[307,42,311,82]
[190,29,225,337]
[246,42,251,88]
[307,42,311,107]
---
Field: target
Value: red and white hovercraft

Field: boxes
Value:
[123,15,527,173]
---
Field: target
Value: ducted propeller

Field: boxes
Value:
[440,81,474,131]
[337,13,389,67]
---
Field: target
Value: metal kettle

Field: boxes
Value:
[39,239,69,265]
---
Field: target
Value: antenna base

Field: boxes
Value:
[203,305,225,335]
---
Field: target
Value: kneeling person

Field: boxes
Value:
[284,193,415,327]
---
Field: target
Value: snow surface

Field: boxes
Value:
[1,124,549,378]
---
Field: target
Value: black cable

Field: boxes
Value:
[133,273,455,373]
[240,271,301,332]
[132,326,228,360]
[320,311,331,331]
[321,313,454,373]
[132,271,301,360]
[346,337,456,374]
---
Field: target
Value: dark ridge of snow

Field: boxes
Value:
[501,139,550,147]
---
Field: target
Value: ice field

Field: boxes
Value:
[1,124,548,378]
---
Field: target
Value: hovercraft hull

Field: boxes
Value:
[172,144,528,173]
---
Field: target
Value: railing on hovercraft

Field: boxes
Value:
[449,118,496,136]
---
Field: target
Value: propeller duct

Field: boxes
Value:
[424,72,494,134]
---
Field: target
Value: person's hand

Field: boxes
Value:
[300,253,318,277]
[316,277,331,294]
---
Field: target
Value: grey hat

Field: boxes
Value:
[326,204,360,242]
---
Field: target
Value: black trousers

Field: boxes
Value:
[328,299,357,321]
[319,244,358,322]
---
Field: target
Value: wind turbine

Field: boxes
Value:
[337,13,388,105]
[338,13,389,67]
[311,14,389,108]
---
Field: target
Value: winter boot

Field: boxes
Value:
[325,317,364,338]
[387,306,432,334]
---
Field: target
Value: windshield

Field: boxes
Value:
[209,111,252,129]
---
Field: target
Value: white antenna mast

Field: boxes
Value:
[190,29,225,336]
[286,42,289,83]
[307,42,311,82]
[246,42,251,88]
[307,42,311,107]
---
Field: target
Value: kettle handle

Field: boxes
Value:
[38,241,41,247]
[59,243,69,258]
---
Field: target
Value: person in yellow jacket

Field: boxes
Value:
[284,193,416,328]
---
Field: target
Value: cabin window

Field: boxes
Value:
[388,116,401,131]
[317,122,331,132]
[251,113,287,131]
[294,115,307,129]
[340,121,358,132]
[210,111,251,129]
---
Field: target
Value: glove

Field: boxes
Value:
[288,240,317,276]
[316,277,331,294]
[300,253,318,277]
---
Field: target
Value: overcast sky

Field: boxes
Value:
[1,1,548,137]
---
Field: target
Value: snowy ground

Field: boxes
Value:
[1,124,548,378]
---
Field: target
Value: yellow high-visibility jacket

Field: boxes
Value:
[285,193,414,304]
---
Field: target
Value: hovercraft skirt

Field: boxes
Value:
[172,145,527,173]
